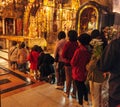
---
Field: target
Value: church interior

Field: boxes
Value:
[0,0,120,107]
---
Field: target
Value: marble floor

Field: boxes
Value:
[0,50,91,107]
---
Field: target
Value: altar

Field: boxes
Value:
[0,36,47,50]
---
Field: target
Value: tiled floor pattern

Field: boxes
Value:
[0,66,45,98]
[1,83,91,107]
[0,49,8,60]
[0,67,34,94]
[0,68,91,107]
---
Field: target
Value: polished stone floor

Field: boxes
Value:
[0,50,91,107]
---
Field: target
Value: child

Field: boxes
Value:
[28,45,42,80]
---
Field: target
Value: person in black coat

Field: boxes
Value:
[98,37,120,107]
[38,52,55,83]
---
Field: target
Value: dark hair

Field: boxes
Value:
[26,46,29,50]
[12,41,17,46]
[58,31,66,40]
[37,46,43,53]
[78,33,91,45]
[32,45,43,52]
[91,29,100,39]
[91,15,96,19]
[68,30,78,41]
[20,42,25,48]
[32,45,38,51]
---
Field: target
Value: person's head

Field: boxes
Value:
[90,15,96,23]
[58,31,66,40]
[20,42,25,49]
[91,29,100,39]
[37,46,43,53]
[26,46,29,50]
[12,41,17,46]
[32,45,43,53]
[68,30,78,42]
[32,45,38,51]
[78,33,91,46]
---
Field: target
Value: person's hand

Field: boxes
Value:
[103,72,109,79]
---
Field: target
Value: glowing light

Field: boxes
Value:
[113,0,120,13]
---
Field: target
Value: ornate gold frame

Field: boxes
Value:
[77,5,99,34]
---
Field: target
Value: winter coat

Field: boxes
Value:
[28,51,40,70]
[98,38,120,100]
[38,53,55,77]
[17,48,27,64]
[86,38,105,83]
[62,41,78,66]
[9,46,18,62]
[71,45,91,81]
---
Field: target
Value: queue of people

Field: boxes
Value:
[8,28,120,107]
[54,29,120,107]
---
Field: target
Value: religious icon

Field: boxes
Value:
[5,18,14,35]
[88,15,97,30]
[79,6,98,33]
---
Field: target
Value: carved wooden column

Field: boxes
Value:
[13,19,16,35]
[2,18,5,35]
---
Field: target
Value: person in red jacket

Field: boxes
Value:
[62,30,79,97]
[71,33,91,107]
[28,45,42,80]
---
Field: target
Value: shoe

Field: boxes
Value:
[63,92,69,97]
[79,105,84,107]
[75,104,84,107]
[36,75,40,80]
[84,101,89,105]
[55,85,64,90]
[71,93,76,98]
[29,71,34,76]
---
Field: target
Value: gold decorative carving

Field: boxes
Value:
[77,5,99,34]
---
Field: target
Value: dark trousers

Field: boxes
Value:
[18,63,27,72]
[75,80,88,105]
[10,61,18,69]
[109,97,120,107]
[56,62,65,86]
